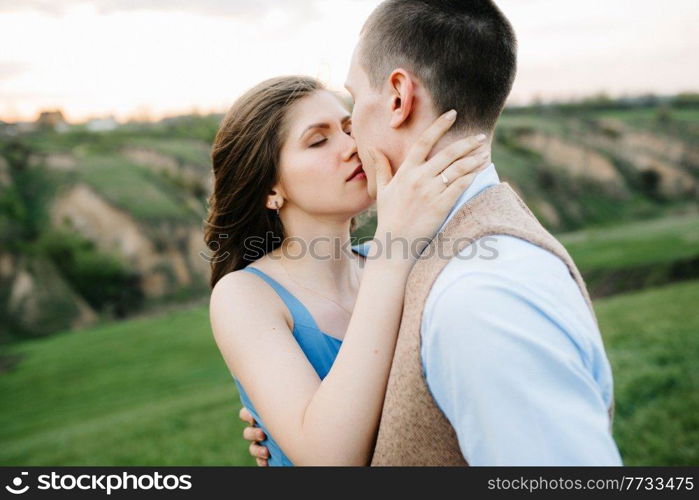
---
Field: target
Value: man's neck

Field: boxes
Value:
[398,124,498,232]
[423,131,491,161]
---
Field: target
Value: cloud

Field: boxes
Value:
[0,0,322,18]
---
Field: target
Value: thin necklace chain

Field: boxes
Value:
[278,256,360,317]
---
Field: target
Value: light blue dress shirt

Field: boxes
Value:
[420,163,623,465]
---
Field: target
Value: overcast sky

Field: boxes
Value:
[1,0,697,122]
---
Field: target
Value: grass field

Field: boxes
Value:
[561,212,699,272]
[127,138,211,171]
[597,281,699,465]
[0,305,251,466]
[77,155,200,224]
[559,213,699,296]
[1,278,697,466]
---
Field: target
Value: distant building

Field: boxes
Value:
[36,110,68,131]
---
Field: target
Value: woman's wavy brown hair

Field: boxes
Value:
[205,76,356,288]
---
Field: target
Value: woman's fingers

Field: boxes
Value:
[403,109,458,167]
[240,406,269,465]
[369,147,394,191]
[243,425,266,443]
[249,442,270,460]
[239,406,255,426]
[437,149,491,187]
[435,150,493,208]
[426,134,488,176]
[439,171,479,210]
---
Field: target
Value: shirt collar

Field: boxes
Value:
[437,162,500,234]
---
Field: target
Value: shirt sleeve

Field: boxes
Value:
[421,270,623,466]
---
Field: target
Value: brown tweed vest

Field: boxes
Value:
[370,182,614,466]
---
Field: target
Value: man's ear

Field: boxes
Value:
[387,68,415,129]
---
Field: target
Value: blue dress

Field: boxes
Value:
[232,243,370,466]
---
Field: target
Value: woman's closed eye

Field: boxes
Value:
[309,137,327,148]
[308,124,351,148]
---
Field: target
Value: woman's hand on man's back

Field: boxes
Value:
[239,406,269,466]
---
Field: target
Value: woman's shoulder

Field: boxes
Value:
[211,266,261,300]
[209,267,295,385]
[212,252,281,294]
[209,266,292,337]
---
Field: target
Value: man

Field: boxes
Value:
[243,0,622,465]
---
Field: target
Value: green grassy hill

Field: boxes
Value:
[561,212,699,296]
[596,281,699,465]
[495,102,698,230]
[0,123,213,341]
[1,279,697,466]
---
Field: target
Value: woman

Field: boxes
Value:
[207,75,491,466]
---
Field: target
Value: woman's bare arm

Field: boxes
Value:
[211,236,414,465]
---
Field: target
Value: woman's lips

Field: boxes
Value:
[346,164,365,182]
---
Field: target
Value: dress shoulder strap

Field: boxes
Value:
[241,267,319,329]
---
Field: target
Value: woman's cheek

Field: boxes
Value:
[292,167,335,202]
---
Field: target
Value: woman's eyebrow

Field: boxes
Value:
[299,116,351,140]
[299,123,330,140]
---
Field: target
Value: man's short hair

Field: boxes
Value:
[359,0,517,133]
